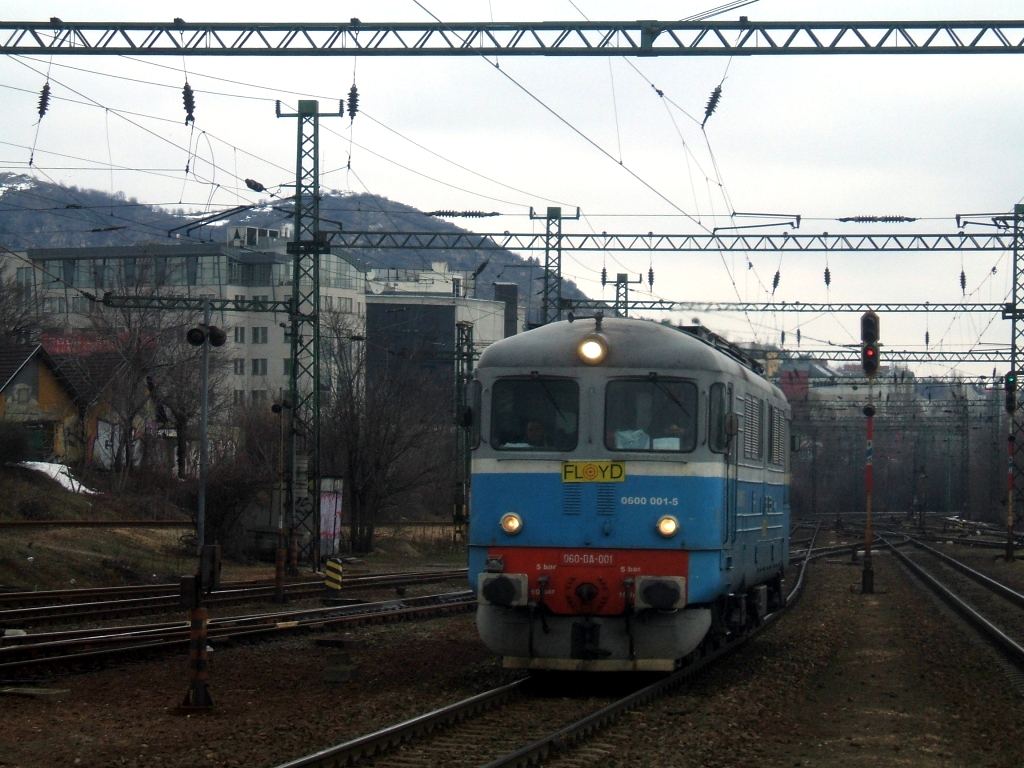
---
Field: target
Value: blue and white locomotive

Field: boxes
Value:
[467,316,790,671]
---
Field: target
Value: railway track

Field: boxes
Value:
[889,537,1024,669]
[0,568,467,627]
[272,526,822,768]
[0,590,476,677]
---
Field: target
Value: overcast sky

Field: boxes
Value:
[2,1,1023,377]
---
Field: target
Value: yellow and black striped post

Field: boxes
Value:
[178,607,214,711]
[325,558,343,599]
[323,561,344,602]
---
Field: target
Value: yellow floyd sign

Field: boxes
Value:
[562,461,626,483]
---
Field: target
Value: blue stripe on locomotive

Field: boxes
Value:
[468,470,788,605]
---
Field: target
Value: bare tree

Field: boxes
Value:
[0,274,50,344]
[149,325,229,477]
[320,308,452,552]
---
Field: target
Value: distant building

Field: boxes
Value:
[2,229,366,404]
[364,263,516,389]
[0,343,127,464]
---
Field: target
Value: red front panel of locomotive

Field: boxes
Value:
[488,547,689,616]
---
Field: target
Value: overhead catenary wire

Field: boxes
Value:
[408,0,761,341]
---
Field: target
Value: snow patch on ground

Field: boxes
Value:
[20,462,98,495]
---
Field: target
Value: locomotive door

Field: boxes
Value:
[725,384,738,545]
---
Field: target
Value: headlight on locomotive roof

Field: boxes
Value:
[577,334,608,365]
[656,515,679,538]
[500,512,523,535]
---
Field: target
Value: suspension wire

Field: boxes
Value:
[14,54,575,209]
[7,56,273,199]
[407,1,762,341]
[29,55,54,167]
[104,108,114,216]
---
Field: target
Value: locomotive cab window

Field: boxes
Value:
[491,377,579,452]
[605,379,698,453]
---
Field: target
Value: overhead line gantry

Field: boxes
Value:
[4,19,1024,57]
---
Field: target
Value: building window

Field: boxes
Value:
[42,297,67,314]
[16,267,32,301]
[254,294,269,308]
[252,327,268,344]
[251,359,268,376]
[234,327,246,344]
[234,294,245,305]
[233,359,246,376]
[71,296,95,314]
[234,390,246,404]
[251,390,268,403]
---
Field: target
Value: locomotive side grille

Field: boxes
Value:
[743,395,763,460]
[563,484,582,515]
[597,485,616,515]
[769,407,786,466]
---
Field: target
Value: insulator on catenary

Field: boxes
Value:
[837,215,917,223]
[960,269,966,294]
[781,330,786,346]
[37,81,51,120]
[275,100,281,117]
[182,81,196,125]
[426,210,499,218]
[601,267,607,286]
[925,331,930,348]
[824,267,831,287]
[347,83,359,120]
[245,179,266,193]
[702,85,722,128]
[796,328,801,347]
[648,267,654,289]
[772,270,780,294]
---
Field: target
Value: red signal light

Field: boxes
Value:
[861,342,880,377]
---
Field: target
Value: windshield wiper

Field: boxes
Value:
[532,375,567,420]
[649,377,691,419]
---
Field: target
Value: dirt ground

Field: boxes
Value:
[545,551,1024,768]
[0,612,513,768]
[4,541,1024,768]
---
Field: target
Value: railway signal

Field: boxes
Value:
[1006,371,1017,414]
[860,311,880,378]
[859,312,881,593]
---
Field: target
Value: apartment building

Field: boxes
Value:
[5,226,366,403]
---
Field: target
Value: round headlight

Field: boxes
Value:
[577,335,607,365]
[656,515,679,538]
[500,513,523,535]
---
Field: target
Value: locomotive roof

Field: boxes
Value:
[478,317,781,397]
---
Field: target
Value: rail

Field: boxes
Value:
[272,524,820,768]
[887,539,1024,668]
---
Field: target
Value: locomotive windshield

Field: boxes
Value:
[491,378,579,452]
[605,379,698,452]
